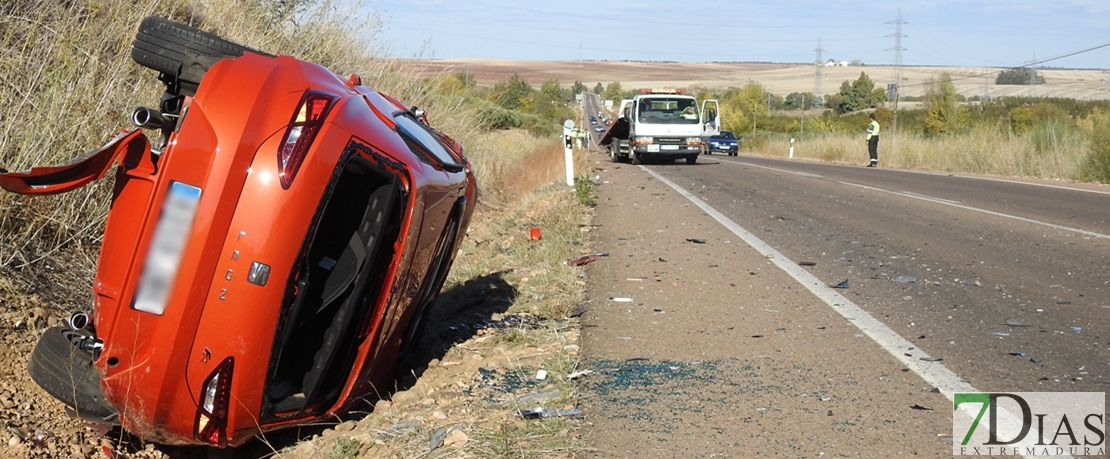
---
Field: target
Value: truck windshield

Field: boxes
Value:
[637,98,699,125]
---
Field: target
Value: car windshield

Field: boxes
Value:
[636,98,699,125]
[393,113,464,170]
[720,131,735,139]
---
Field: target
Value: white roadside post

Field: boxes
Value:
[789,137,795,158]
[563,120,575,186]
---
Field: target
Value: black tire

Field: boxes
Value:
[131,17,266,95]
[631,153,642,165]
[27,327,117,420]
[686,155,697,165]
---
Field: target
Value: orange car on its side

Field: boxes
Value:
[1,17,476,448]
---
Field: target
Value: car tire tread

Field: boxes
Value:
[27,327,116,420]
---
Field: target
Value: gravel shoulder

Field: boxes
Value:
[578,154,954,457]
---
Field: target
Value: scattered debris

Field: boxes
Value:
[686,238,707,244]
[570,304,587,317]
[610,297,633,302]
[1009,352,1027,357]
[535,369,548,381]
[658,257,667,262]
[429,426,448,451]
[893,276,917,283]
[376,420,420,437]
[570,255,597,266]
[910,404,933,411]
[481,314,540,330]
[519,407,582,419]
[529,227,542,241]
[567,370,594,380]
[1070,326,1083,333]
[518,389,560,405]
[429,425,464,451]
[831,280,849,289]
[1002,318,1031,327]
[625,357,651,362]
[920,357,943,362]
[799,261,817,266]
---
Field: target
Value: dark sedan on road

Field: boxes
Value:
[707,130,738,156]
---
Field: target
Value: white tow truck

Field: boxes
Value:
[600,89,718,164]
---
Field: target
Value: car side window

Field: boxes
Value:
[393,113,464,171]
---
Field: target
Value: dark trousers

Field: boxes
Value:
[867,136,879,163]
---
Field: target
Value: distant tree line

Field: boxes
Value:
[996,68,1045,85]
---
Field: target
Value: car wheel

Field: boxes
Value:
[27,327,117,420]
[131,16,268,95]
[686,155,697,165]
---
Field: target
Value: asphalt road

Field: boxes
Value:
[659,155,1110,393]
[579,148,1109,457]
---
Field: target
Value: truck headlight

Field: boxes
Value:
[634,136,653,144]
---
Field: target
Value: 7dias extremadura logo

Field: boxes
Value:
[953,392,1105,456]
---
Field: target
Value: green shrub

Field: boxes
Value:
[574,175,596,207]
[1080,113,1110,183]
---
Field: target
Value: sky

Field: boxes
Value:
[374,1,1110,69]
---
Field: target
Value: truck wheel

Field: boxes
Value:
[631,153,642,165]
[27,327,117,420]
[609,144,620,163]
[686,155,697,165]
[131,16,269,95]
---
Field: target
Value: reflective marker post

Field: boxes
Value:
[789,138,795,158]
[563,120,575,186]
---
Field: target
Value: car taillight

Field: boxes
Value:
[278,92,335,189]
[194,357,234,447]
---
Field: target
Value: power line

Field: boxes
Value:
[893,41,1110,91]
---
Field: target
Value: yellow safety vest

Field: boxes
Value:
[866,120,880,140]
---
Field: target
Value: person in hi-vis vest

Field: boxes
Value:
[865,113,880,167]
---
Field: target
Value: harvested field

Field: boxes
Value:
[403,59,1110,100]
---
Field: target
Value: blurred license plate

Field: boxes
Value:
[133,182,201,315]
[661,145,679,150]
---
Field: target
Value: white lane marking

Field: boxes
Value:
[735,161,1110,240]
[641,165,1059,459]
[727,157,1110,196]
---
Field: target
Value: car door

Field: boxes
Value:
[700,99,720,137]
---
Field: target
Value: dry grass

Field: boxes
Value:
[0,0,390,268]
[757,126,1091,180]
